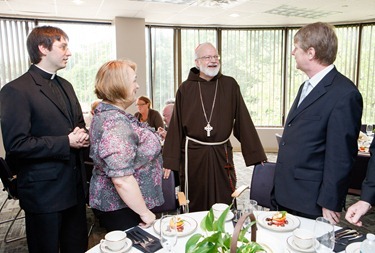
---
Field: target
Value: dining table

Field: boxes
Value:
[85,210,362,253]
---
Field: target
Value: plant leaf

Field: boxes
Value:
[201,208,215,232]
[186,234,203,253]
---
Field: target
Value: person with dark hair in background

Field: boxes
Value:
[134,95,164,131]
[89,60,164,231]
[162,42,266,212]
[0,26,89,253]
[273,22,363,224]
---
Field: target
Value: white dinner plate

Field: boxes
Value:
[153,215,198,237]
[286,235,314,253]
[345,242,361,253]
[257,211,300,232]
[259,243,274,253]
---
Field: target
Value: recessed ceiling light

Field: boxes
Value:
[230,13,240,18]
[72,0,84,5]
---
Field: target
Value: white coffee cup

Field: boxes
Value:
[293,228,314,249]
[103,230,127,251]
[212,203,229,219]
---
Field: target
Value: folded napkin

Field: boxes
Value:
[334,227,365,252]
[127,226,162,253]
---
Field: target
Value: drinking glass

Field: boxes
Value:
[313,217,335,253]
[240,199,258,226]
[366,124,373,136]
[160,215,177,252]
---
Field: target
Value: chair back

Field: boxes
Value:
[151,172,177,213]
[275,133,282,145]
[0,158,18,199]
[250,162,276,209]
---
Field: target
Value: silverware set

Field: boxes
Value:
[127,229,159,253]
[334,228,364,245]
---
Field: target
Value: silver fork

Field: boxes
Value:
[129,233,152,253]
[135,230,156,243]
[348,234,364,241]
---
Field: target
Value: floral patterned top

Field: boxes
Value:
[89,102,164,211]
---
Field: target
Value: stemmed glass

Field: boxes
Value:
[313,217,335,253]
[366,124,373,136]
[160,215,177,252]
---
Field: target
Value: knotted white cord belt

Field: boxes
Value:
[184,136,229,212]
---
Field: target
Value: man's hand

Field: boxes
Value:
[345,200,372,226]
[322,207,341,224]
[157,127,167,139]
[68,127,89,149]
[163,168,171,179]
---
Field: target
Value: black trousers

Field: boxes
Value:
[92,207,142,232]
[25,187,88,253]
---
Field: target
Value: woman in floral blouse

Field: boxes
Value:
[89,60,164,231]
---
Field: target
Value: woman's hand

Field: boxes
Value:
[139,210,156,228]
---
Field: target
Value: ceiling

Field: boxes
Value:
[0,0,374,27]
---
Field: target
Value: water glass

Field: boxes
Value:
[313,217,335,253]
[240,199,258,226]
[160,215,177,252]
[366,124,373,136]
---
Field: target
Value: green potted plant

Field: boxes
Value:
[185,204,265,253]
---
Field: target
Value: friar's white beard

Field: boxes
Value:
[199,64,220,77]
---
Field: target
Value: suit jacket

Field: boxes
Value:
[361,137,375,205]
[274,67,363,216]
[0,65,87,213]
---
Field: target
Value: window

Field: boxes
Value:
[38,21,115,112]
[359,24,375,125]
[222,29,284,126]
[180,28,217,80]
[0,19,35,86]
[147,27,175,111]
[0,18,114,113]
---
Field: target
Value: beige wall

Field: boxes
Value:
[114,17,147,115]
[230,127,283,153]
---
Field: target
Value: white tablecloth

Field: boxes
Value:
[86,211,343,253]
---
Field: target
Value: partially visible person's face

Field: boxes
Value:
[127,67,139,103]
[136,98,148,114]
[44,37,72,72]
[195,44,220,79]
[162,104,173,126]
[292,42,310,72]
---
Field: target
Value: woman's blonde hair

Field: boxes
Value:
[94,60,137,108]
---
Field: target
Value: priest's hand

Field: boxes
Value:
[163,168,171,179]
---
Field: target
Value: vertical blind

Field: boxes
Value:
[0,19,35,87]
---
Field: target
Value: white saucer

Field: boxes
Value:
[345,242,361,253]
[286,235,314,253]
[100,238,132,253]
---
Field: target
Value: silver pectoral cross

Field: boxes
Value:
[204,123,213,137]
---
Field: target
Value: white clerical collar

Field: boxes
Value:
[308,64,334,88]
[34,64,57,79]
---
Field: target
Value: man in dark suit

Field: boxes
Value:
[346,137,374,226]
[273,22,363,224]
[0,26,89,253]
